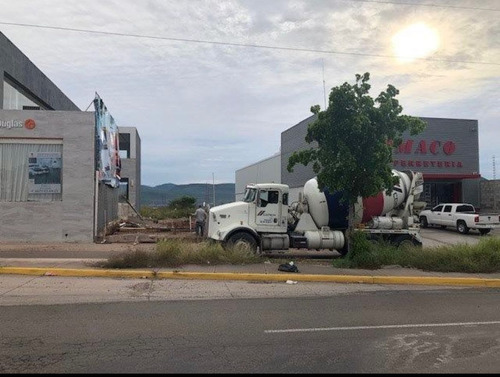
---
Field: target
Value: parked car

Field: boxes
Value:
[419,203,500,235]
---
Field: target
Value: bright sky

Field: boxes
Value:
[1,0,498,186]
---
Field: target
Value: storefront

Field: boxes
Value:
[274,115,481,208]
[0,110,98,242]
[0,32,125,242]
[390,117,480,208]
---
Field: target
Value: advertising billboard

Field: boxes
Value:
[94,93,121,188]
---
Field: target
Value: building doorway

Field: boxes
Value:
[422,181,462,208]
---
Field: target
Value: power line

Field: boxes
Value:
[346,0,500,12]
[0,21,498,66]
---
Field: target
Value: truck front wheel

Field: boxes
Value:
[225,232,259,254]
[457,221,469,234]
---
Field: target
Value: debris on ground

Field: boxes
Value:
[278,261,299,273]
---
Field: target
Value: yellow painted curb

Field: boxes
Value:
[155,271,375,284]
[373,276,500,287]
[0,267,154,279]
[1,267,500,287]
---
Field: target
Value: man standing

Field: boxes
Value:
[194,205,207,237]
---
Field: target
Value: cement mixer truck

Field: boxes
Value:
[207,170,424,255]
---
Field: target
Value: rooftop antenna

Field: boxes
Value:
[322,58,327,110]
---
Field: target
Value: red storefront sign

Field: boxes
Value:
[392,139,463,169]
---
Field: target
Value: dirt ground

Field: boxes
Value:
[0,216,201,254]
[99,215,201,245]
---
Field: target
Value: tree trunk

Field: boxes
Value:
[346,203,355,255]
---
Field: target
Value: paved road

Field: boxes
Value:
[1,286,500,373]
[1,228,499,373]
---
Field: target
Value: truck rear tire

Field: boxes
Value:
[457,221,469,234]
[226,232,258,254]
[393,235,421,248]
[479,229,491,236]
[338,241,349,257]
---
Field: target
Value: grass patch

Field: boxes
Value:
[333,232,500,273]
[97,233,500,273]
[406,237,500,273]
[97,239,262,269]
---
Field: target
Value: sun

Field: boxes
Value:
[392,23,440,63]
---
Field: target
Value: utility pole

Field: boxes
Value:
[212,172,216,207]
[494,155,497,211]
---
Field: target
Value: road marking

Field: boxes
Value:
[265,321,500,334]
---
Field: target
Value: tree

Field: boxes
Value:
[287,72,426,253]
[168,195,197,210]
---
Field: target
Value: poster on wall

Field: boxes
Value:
[94,92,121,188]
[28,152,62,194]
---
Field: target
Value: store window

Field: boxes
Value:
[0,141,62,201]
[3,77,48,110]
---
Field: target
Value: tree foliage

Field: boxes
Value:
[168,195,197,210]
[140,195,198,220]
[287,72,426,205]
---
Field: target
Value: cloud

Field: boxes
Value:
[1,0,498,185]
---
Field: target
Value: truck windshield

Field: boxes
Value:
[243,188,257,203]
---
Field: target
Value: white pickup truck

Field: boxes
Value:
[419,203,500,235]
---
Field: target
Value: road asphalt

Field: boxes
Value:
[1,241,500,288]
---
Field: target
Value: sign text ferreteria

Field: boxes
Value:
[392,139,463,169]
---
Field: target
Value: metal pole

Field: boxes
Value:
[212,172,215,207]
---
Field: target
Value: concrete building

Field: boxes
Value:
[118,126,141,218]
[480,179,500,212]
[0,31,140,242]
[238,114,485,209]
[235,151,280,201]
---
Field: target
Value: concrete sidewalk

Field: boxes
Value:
[1,243,500,288]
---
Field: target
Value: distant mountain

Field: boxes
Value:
[141,183,236,207]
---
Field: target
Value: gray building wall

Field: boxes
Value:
[97,182,119,237]
[462,178,481,208]
[0,32,79,111]
[480,179,500,212]
[394,117,479,177]
[280,114,318,190]
[279,115,481,207]
[281,116,480,186]
[0,110,96,242]
[235,152,281,201]
[117,126,141,218]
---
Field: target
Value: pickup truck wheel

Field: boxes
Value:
[456,221,469,234]
[479,229,491,236]
[226,232,259,254]
[419,216,428,228]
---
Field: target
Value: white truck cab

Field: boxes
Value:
[207,183,290,250]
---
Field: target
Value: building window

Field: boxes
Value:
[0,141,62,201]
[3,77,48,110]
[119,133,130,159]
[119,178,129,203]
